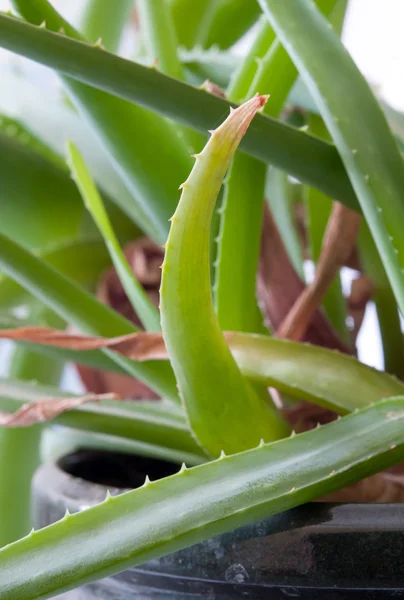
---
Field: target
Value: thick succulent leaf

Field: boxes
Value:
[160,97,289,456]
[227,333,404,413]
[2,399,404,599]
[67,142,160,332]
[0,12,360,211]
[0,233,178,402]
[0,380,202,462]
[258,0,404,316]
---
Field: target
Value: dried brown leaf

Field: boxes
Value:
[258,205,352,353]
[0,393,117,427]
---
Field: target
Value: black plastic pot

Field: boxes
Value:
[32,449,404,599]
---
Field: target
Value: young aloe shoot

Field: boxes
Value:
[160,96,289,458]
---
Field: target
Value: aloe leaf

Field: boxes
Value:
[358,223,404,380]
[0,131,83,249]
[138,0,183,80]
[11,1,192,246]
[0,233,178,402]
[41,426,202,467]
[168,0,211,49]
[227,332,404,413]
[67,142,160,332]
[197,0,261,50]
[258,0,404,317]
[0,12,360,211]
[215,153,267,333]
[161,97,289,457]
[182,46,238,88]
[215,20,274,335]
[0,72,158,239]
[0,237,123,310]
[2,398,404,598]
[227,16,274,101]
[80,0,132,53]
[266,169,305,279]
[215,2,338,333]
[137,0,203,154]
[0,380,202,462]
[0,305,63,546]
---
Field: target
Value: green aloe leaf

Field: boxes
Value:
[266,168,305,279]
[67,142,160,332]
[161,97,289,458]
[258,0,404,317]
[227,332,404,413]
[0,233,178,402]
[196,0,261,50]
[2,398,404,599]
[0,380,202,463]
[0,237,126,310]
[0,71,158,239]
[0,12,360,211]
[358,223,404,380]
[168,0,211,49]
[80,0,133,53]
[0,131,83,249]
[11,0,192,245]
[0,306,64,546]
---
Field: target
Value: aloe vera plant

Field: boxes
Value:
[1,1,404,597]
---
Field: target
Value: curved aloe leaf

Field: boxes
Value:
[227,333,404,413]
[0,380,202,462]
[11,0,192,245]
[258,0,404,317]
[0,12,360,211]
[67,142,160,332]
[2,398,404,599]
[161,97,289,457]
[0,233,178,402]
